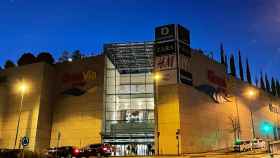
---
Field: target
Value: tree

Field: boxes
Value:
[37,52,55,65]
[230,54,236,77]
[265,73,271,93]
[260,72,266,91]
[271,77,277,96]
[229,115,240,141]
[59,51,71,62]
[17,53,37,66]
[246,58,252,84]
[72,50,83,61]
[220,43,225,64]
[255,76,259,88]
[225,55,228,74]
[276,80,280,97]
[238,50,244,81]
[4,60,15,69]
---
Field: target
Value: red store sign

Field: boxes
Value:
[207,70,226,88]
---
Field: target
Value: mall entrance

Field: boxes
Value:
[103,136,154,156]
[104,42,155,156]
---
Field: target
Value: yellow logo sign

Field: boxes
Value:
[82,70,96,81]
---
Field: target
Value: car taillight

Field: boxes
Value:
[74,148,80,154]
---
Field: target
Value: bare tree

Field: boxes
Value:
[228,115,240,141]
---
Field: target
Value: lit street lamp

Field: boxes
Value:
[14,80,29,149]
[154,72,161,155]
[245,88,257,140]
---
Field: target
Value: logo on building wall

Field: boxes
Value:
[155,54,177,70]
[155,24,175,41]
[195,70,229,103]
[61,70,96,96]
[155,24,192,86]
[195,84,230,104]
[269,104,280,115]
[208,70,227,89]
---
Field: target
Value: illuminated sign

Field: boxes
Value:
[154,41,176,55]
[155,24,175,41]
[61,70,96,96]
[155,54,177,70]
[154,24,192,86]
[269,104,280,114]
[196,84,230,104]
[208,70,226,88]
[62,70,96,85]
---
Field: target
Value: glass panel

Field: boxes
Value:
[104,54,155,146]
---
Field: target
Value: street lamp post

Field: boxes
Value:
[14,80,28,149]
[154,73,161,156]
[246,89,257,140]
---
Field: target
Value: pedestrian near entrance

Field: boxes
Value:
[147,144,152,155]
[151,144,155,155]
[127,144,131,155]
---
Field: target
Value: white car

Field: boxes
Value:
[234,140,252,152]
[252,139,266,149]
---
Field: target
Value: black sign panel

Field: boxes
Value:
[155,24,175,41]
[180,69,193,86]
[178,24,190,45]
[0,76,7,83]
[179,43,191,57]
[154,41,176,56]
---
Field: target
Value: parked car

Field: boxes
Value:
[234,140,252,152]
[0,149,22,158]
[252,139,266,149]
[80,144,112,157]
[46,146,81,158]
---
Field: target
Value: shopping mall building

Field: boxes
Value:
[0,24,280,155]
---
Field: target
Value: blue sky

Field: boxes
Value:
[0,0,279,81]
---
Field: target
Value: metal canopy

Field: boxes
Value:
[104,42,154,73]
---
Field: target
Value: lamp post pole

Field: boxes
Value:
[235,96,241,139]
[155,78,160,156]
[250,105,256,139]
[14,91,24,149]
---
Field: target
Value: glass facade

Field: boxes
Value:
[104,42,154,155]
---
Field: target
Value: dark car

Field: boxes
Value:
[47,146,81,158]
[80,144,112,157]
[0,149,22,158]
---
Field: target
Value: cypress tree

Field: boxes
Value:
[225,55,228,74]
[246,58,252,84]
[238,50,244,81]
[265,74,271,93]
[260,72,266,91]
[276,80,280,97]
[230,54,236,77]
[220,43,225,64]
[255,76,259,88]
[271,77,277,96]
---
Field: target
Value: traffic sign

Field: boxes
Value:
[21,136,29,147]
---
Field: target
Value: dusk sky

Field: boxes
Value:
[0,0,280,81]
